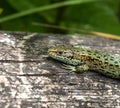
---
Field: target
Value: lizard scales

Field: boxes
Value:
[48,45,120,79]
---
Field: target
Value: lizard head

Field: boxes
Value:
[48,45,73,58]
[48,45,80,65]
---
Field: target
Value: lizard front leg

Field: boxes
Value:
[62,64,89,73]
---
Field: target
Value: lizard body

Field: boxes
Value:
[48,45,120,79]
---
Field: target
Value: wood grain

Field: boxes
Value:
[0,31,119,108]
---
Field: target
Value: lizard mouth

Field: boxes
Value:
[48,48,59,58]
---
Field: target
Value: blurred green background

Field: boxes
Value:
[0,0,120,35]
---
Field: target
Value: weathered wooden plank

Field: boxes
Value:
[0,31,120,108]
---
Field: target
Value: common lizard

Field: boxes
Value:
[48,45,120,79]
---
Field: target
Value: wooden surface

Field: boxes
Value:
[0,31,120,108]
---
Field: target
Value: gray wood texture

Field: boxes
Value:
[0,31,120,108]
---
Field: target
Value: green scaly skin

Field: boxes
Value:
[48,45,120,79]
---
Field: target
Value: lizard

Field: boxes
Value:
[48,45,120,79]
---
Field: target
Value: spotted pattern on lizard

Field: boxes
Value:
[48,45,120,79]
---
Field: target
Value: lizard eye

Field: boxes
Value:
[58,51,63,55]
